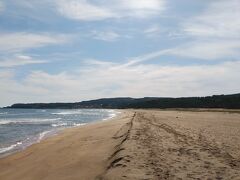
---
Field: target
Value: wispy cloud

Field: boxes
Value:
[123,49,172,66]
[1,60,239,106]
[118,0,165,18]
[183,0,240,38]
[0,0,239,107]
[0,70,13,79]
[90,30,120,42]
[84,59,116,67]
[56,0,166,21]
[171,40,240,60]
[163,0,240,61]
[134,1,239,61]
[57,0,114,21]
[125,39,240,62]
[0,1,4,13]
[0,32,68,53]
[0,55,47,68]
[143,25,164,38]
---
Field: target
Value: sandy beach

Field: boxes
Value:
[0,109,240,179]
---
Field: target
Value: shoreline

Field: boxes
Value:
[0,110,130,180]
[1,109,240,179]
[0,109,121,159]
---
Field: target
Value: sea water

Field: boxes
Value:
[0,108,118,156]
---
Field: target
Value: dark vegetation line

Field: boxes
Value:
[5,93,240,109]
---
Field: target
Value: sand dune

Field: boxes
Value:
[1,110,240,179]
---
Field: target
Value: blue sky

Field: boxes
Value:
[0,0,239,106]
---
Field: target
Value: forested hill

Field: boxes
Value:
[6,93,240,109]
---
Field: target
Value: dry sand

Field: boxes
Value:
[0,109,240,180]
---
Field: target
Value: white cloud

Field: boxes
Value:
[121,0,163,10]
[183,0,240,38]
[168,0,240,60]
[144,26,161,34]
[138,0,240,61]
[1,59,240,106]
[171,40,240,60]
[56,0,166,21]
[0,32,68,52]
[126,39,240,62]
[0,1,4,13]
[0,70,13,79]
[119,0,165,18]
[123,49,172,66]
[1,0,240,107]
[143,25,164,38]
[84,59,116,67]
[90,30,120,42]
[0,55,47,68]
[57,0,114,21]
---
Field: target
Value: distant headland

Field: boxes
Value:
[5,93,240,109]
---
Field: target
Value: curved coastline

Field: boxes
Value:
[1,109,240,179]
[0,109,120,158]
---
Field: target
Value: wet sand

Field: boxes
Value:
[0,110,240,179]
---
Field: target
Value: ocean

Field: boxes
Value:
[0,108,118,156]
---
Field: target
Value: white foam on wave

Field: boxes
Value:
[73,123,86,127]
[52,112,76,115]
[102,110,121,121]
[51,123,68,127]
[52,111,99,115]
[0,142,22,154]
[0,120,11,125]
[38,110,46,112]
[0,129,57,155]
[52,109,111,116]
[0,118,61,125]
[38,130,51,142]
